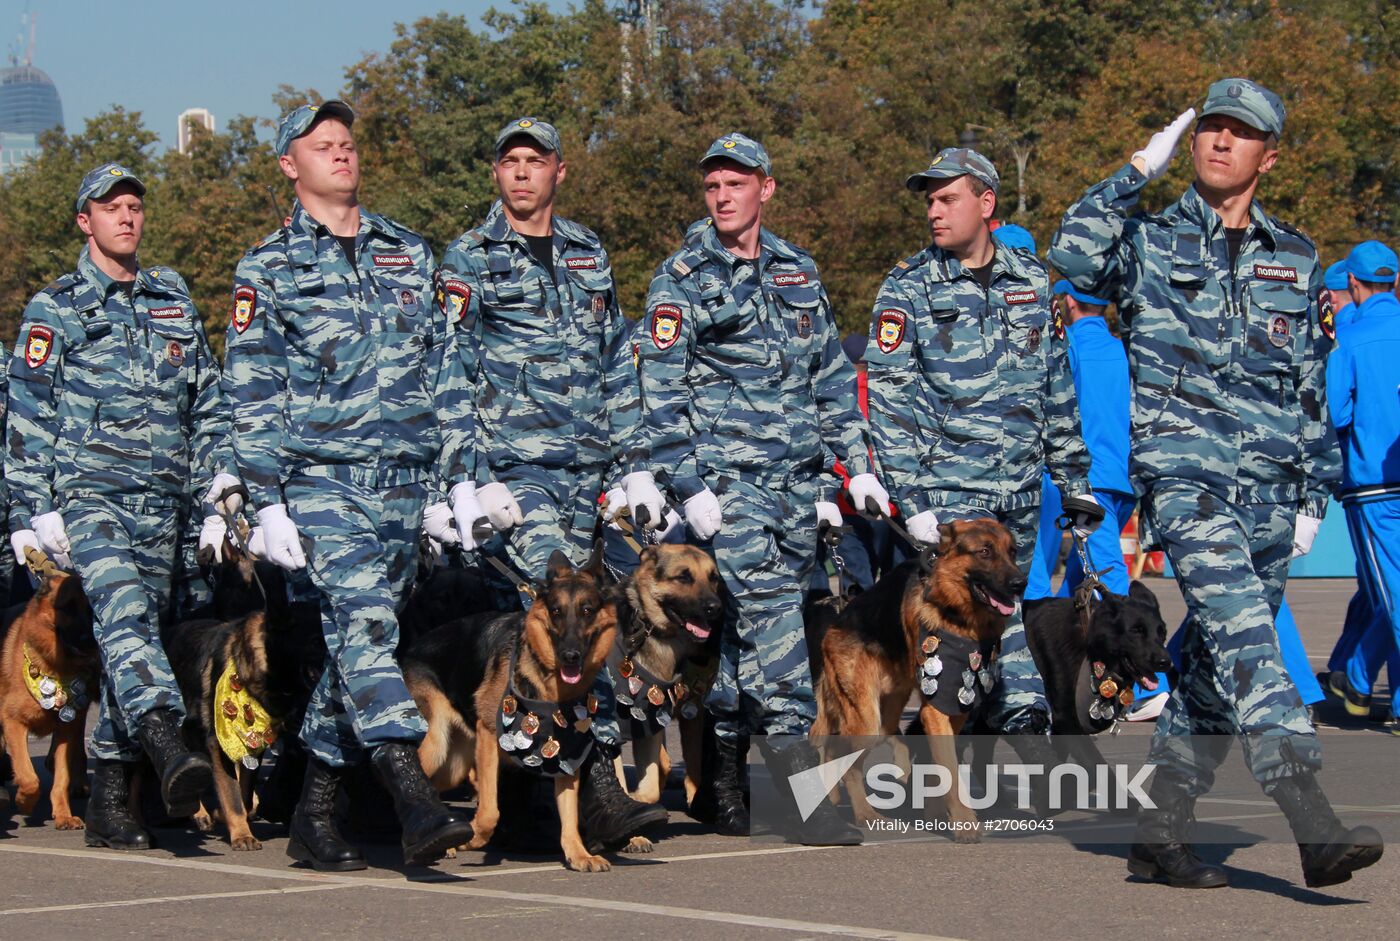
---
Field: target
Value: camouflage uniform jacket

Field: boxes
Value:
[622,219,872,501]
[223,202,456,509]
[436,201,632,486]
[1048,165,1339,516]
[864,243,1090,515]
[5,249,230,530]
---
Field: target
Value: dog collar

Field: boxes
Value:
[214,662,278,770]
[916,626,1000,714]
[497,644,598,777]
[21,645,92,723]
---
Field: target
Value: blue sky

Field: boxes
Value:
[3,0,567,148]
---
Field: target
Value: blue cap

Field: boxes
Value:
[1324,260,1351,291]
[1200,78,1285,137]
[494,117,562,158]
[1346,240,1399,284]
[699,133,771,175]
[275,100,355,157]
[1053,279,1110,308]
[992,224,1036,254]
[906,147,1000,195]
[75,163,145,212]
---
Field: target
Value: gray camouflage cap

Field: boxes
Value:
[494,117,563,158]
[699,132,771,175]
[1200,78,1285,137]
[275,100,355,157]
[76,163,145,212]
[905,147,1000,195]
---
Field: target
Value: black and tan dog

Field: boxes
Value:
[0,549,96,830]
[162,533,324,849]
[809,519,1025,838]
[403,547,620,871]
[609,545,723,806]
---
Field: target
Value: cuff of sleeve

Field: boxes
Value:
[668,475,708,503]
[840,454,874,479]
[1061,479,1094,499]
[1112,162,1148,192]
[1302,495,1329,520]
[896,487,930,517]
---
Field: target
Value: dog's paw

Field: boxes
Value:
[192,811,214,832]
[444,846,458,859]
[14,787,39,814]
[230,835,262,851]
[620,836,654,854]
[953,828,981,845]
[466,830,493,851]
[53,815,84,831]
[565,852,612,872]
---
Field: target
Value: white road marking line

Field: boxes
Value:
[0,883,350,916]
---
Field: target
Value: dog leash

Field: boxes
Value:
[214,483,270,607]
[469,520,539,600]
[862,496,925,550]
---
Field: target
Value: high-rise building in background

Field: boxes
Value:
[0,13,62,175]
[177,107,215,155]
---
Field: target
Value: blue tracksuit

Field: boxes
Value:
[1327,291,1400,715]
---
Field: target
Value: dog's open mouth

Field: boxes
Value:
[684,620,711,640]
[1138,674,1159,691]
[559,667,582,685]
[969,581,1017,617]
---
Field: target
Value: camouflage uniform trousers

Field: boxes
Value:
[64,496,185,761]
[934,494,1046,733]
[287,464,430,767]
[1144,484,1317,792]
[704,476,823,743]
[484,463,620,747]
[170,505,212,621]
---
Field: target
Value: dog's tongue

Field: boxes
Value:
[1140,676,1159,691]
[685,620,712,640]
[989,596,1016,617]
[560,667,582,685]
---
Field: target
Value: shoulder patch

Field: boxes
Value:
[438,277,471,322]
[650,304,682,350]
[24,325,54,369]
[1319,292,1336,341]
[1052,303,1066,341]
[876,310,906,354]
[232,286,257,334]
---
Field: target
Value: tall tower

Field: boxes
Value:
[0,12,63,174]
[177,107,215,155]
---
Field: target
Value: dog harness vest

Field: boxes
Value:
[1085,660,1136,726]
[21,644,91,723]
[916,627,1001,714]
[214,662,278,771]
[496,644,598,777]
[614,655,701,738]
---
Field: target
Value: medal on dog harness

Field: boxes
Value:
[613,656,684,738]
[916,626,999,713]
[21,644,92,723]
[214,662,278,771]
[496,643,597,776]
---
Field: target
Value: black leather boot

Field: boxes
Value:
[287,758,366,872]
[369,742,473,866]
[704,734,751,836]
[579,741,669,854]
[1001,709,1061,818]
[759,739,862,846]
[85,759,153,851]
[1127,770,1228,888]
[136,708,213,818]
[1266,771,1384,887]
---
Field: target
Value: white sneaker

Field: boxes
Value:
[1125,693,1168,722]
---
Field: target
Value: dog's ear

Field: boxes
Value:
[932,521,957,554]
[1127,580,1157,606]
[546,550,574,582]
[638,545,659,570]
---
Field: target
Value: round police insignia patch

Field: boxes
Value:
[1269,315,1291,348]
[1320,291,1336,341]
[441,279,471,322]
[651,304,682,350]
[797,312,812,338]
[24,325,53,369]
[232,286,256,334]
[592,294,606,315]
[398,288,418,315]
[1051,303,1066,341]
[876,309,905,354]
[166,340,185,367]
[1026,326,1041,354]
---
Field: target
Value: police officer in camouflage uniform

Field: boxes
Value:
[1050,79,1382,889]
[623,133,888,844]
[5,164,230,850]
[863,148,1093,795]
[222,101,471,870]
[434,116,665,848]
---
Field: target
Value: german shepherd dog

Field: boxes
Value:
[162,533,325,849]
[402,547,620,871]
[610,545,723,806]
[0,551,96,829]
[809,520,1025,839]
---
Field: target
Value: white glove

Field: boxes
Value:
[602,487,629,528]
[449,482,488,552]
[623,471,666,531]
[846,473,890,518]
[478,481,524,532]
[816,501,843,530]
[1292,514,1323,559]
[256,504,306,571]
[202,473,245,516]
[1132,108,1196,181]
[1071,493,1103,540]
[656,508,683,541]
[907,509,941,546]
[248,527,267,559]
[684,488,723,541]
[422,501,461,547]
[198,515,227,563]
[33,511,71,555]
[9,529,40,567]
